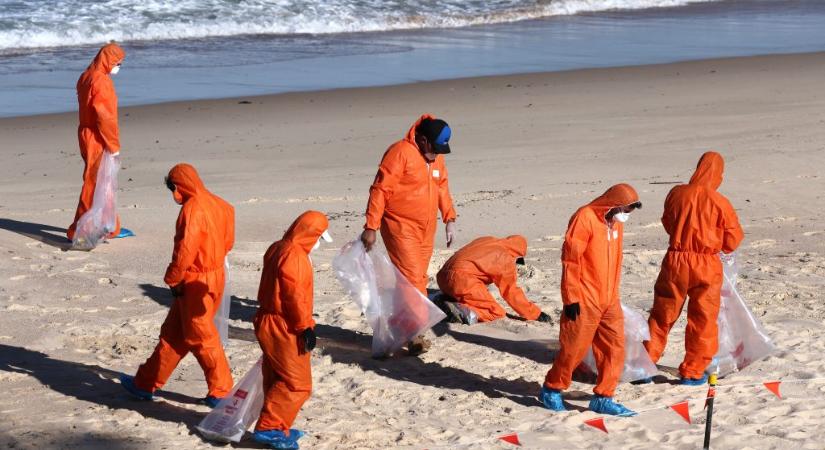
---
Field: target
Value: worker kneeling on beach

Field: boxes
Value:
[435,235,552,324]
[252,211,332,449]
[360,114,457,355]
[644,152,744,385]
[120,163,235,407]
[540,184,641,416]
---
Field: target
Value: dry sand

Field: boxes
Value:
[1,52,824,449]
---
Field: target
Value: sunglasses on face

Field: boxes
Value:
[164,176,176,192]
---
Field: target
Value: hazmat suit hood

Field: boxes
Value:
[283,210,329,254]
[588,183,640,218]
[502,235,528,258]
[88,42,125,74]
[689,151,724,190]
[167,163,206,202]
[404,113,437,145]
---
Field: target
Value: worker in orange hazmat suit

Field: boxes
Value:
[436,235,552,324]
[68,42,132,241]
[360,114,457,355]
[120,163,234,407]
[644,152,744,385]
[251,211,332,450]
[540,184,641,416]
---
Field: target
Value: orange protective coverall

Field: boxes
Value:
[364,114,457,294]
[134,164,235,397]
[254,211,328,433]
[436,235,541,322]
[544,184,639,397]
[645,152,744,379]
[68,43,124,240]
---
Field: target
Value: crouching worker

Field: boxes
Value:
[121,163,235,406]
[540,184,641,416]
[253,211,332,449]
[435,235,552,324]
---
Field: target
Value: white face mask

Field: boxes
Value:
[311,229,333,253]
[614,212,630,223]
[110,65,120,75]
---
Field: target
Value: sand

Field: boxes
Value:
[1,52,824,449]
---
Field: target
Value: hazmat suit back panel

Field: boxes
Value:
[255,211,328,433]
[645,152,744,379]
[436,235,541,322]
[365,114,456,293]
[134,164,234,397]
[545,184,638,397]
[69,43,124,240]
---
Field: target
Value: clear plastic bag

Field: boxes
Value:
[215,256,231,347]
[71,152,120,250]
[580,303,658,382]
[712,252,774,376]
[196,357,264,443]
[333,239,446,357]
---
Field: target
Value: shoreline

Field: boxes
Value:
[2,49,824,122]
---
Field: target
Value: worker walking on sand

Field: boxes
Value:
[252,211,332,449]
[361,114,457,355]
[540,184,642,416]
[644,151,744,385]
[68,42,133,241]
[120,163,235,407]
[436,235,552,324]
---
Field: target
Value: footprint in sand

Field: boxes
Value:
[538,234,563,242]
[749,239,776,249]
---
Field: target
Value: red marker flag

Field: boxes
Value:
[763,381,782,399]
[584,417,608,434]
[498,433,521,446]
[670,401,691,424]
[704,386,716,410]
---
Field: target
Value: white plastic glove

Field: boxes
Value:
[445,221,456,248]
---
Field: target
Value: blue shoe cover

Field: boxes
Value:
[252,430,299,449]
[539,386,566,411]
[119,374,153,401]
[202,395,223,408]
[114,228,135,238]
[589,395,636,417]
[288,429,305,441]
[680,373,709,386]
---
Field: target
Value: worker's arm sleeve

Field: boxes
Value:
[560,215,591,306]
[438,163,457,223]
[495,266,541,320]
[365,149,404,230]
[720,196,744,253]
[279,254,315,333]
[91,81,120,153]
[660,189,675,235]
[164,208,204,286]
[225,204,236,254]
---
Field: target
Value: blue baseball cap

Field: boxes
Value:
[417,118,451,154]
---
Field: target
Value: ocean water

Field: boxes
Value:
[1,0,824,117]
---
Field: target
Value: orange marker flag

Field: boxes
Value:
[584,417,608,434]
[498,433,521,446]
[763,381,782,399]
[670,401,691,424]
